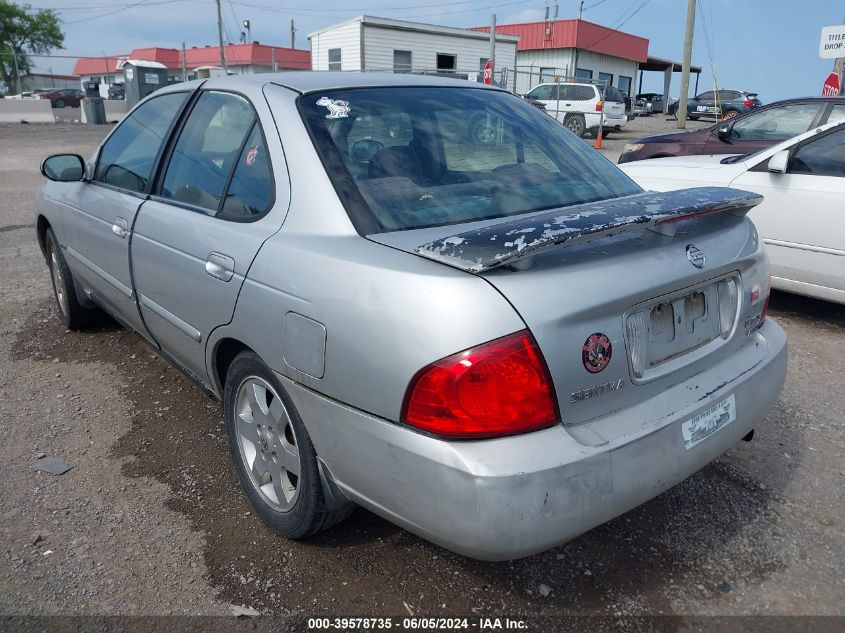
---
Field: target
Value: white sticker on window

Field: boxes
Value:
[316,97,351,119]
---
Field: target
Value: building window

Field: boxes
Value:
[575,68,593,80]
[539,67,556,82]
[393,50,412,73]
[328,48,342,71]
[598,72,613,87]
[436,53,456,71]
[618,75,632,95]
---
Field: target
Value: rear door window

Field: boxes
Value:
[160,91,256,214]
[94,91,188,193]
[219,124,274,220]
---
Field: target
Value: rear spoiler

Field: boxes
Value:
[414,187,762,273]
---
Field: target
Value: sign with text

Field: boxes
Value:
[820,25,845,59]
[822,72,841,96]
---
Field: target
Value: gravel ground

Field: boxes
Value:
[0,122,843,625]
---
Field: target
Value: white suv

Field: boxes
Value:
[524,82,628,137]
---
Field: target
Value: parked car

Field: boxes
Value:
[669,89,761,120]
[619,97,845,164]
[35,73,787,560]
[523,81,628,137]
[108,83,125,100]
[635,92,674,115]
[620,121,845,304]
[38,88,86,108]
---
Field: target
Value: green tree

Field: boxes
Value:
[0,1,63,93]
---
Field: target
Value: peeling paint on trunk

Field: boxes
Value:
[414,188,763,273]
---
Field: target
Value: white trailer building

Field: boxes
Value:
[309,15,519,81]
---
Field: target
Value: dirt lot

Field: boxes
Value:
[1,120,843,626]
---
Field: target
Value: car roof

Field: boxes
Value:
[224,71,504,94]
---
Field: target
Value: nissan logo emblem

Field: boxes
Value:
[686,244,705,268]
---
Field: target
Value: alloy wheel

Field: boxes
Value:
[234,376,301,512]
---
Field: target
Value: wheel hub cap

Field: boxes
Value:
[235,377,300,512]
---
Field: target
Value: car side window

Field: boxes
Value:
[825,104,845,125]
[160,91,256,214]
[94,91,188,193]
[697,91,714,101]
[527,85,553,100]
[730,103,820,141]
[219,124,274,220]
[718,90,740,101]
[789,127,845,178]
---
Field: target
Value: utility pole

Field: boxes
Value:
[215,0,228,72]
[7,45,22,94]
[676,0,696,128]
[243,20,251,43]
[489,14,496,78]
[573,0,584,78]
[181,42,187,82]
[834,12,845,95]
[290,19,296,49]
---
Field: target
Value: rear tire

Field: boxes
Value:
[224,351,353,539]
[45,228,105,330]
[54,99,66,108]
[563,114,586,137]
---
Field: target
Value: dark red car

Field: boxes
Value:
[618,96,845,164]
[38,88,85,108]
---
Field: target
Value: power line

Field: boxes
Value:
[578,0,652,51]
[62,0,191,23]
[582,0,611,10]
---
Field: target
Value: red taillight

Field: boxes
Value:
[595,100,603,111]
[401,330,559,439]
[743,100,754,108]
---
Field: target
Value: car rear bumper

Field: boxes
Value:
[279,319,787,561]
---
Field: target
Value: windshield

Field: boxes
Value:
[299,87,641,234]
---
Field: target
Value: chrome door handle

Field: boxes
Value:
[112,217,128,238]
[205,252,235,282]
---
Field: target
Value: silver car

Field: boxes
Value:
[35,73,787,560]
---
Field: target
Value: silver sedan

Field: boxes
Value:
[35,73,787,560]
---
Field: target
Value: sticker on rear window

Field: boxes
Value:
[316,97,351,119]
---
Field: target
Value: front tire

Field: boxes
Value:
[54,99,66,108]
[224,352,352,539]
[45,228,104,330]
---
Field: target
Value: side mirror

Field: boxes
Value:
[41,154,85,182]
[717,124,731,139]
[767,149,790,174]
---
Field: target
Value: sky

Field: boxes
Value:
[21,0,845,101]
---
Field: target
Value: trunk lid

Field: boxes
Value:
[371,187,768,429]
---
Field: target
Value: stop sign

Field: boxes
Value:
[483,59,493,85]
[822,71,841,96]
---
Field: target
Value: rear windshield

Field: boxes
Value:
[604,86,624,102]
[299,87,641,234]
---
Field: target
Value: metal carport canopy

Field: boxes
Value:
[638,56,703,113]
